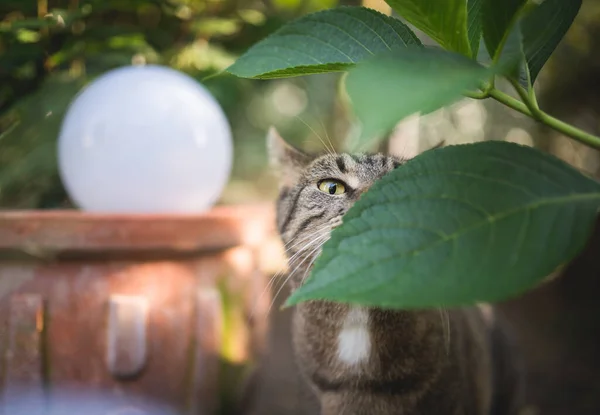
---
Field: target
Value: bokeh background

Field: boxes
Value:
[1,0,355,209]
[2,0,598,211]
[3,2,600,415]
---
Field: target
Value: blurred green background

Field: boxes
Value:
[1,0,599,209]
[0,0,359,209]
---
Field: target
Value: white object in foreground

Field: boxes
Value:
[58,65,232,213]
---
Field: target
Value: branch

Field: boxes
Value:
[487,87,600,150]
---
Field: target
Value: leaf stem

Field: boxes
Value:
[464,90,489,100]
[488,88,531,116]
[509,79,541,115]
[488,88,600,150]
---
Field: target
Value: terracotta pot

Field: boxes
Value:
[0,204,275,415]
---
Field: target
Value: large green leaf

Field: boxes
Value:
[226,6,421,79]
[481,0,525,59]
[467,0,483,58]
[346,48,490,138]
[286,142,600,309]
[521,0,582,84]
[385,0,471,56]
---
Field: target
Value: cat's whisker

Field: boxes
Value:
[290,241,329,294]
[308,92,337,156]
[438,308,451,356]
[267,270,296,315]
[282,223,333,256]
[315,113,337,156]
[268,241,325,314]
[284,231,330,270]
[250,241,308,319]
[283,232,329,279]
[280,222,331,250]
[268,243,315,294]
[251,267,297,320]
[255,231,329,316]
[295,115,336,156]
[299,238,329,285]
[267,233,329,314]
[251,224,334,318]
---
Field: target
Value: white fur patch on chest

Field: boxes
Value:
[337,306,371,365]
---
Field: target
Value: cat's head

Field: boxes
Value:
[267,127,402,288]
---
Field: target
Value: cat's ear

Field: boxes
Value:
[267,127,310,187]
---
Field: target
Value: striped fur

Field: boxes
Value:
[268,128,523,415]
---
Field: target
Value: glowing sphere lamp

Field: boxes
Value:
[57,65,232,213]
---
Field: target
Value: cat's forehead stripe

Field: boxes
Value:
[335,156,347,173]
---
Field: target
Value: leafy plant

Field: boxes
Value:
[2,0,313,208]
[227,0,600,308]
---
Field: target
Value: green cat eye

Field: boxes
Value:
[317,179,346,195]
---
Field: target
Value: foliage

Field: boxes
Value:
[287,142,600,307]
[345,48,490,137]
[0,0,343,208]
[227,7,422,79]
[385,0,472,56]
[227,0,600,309]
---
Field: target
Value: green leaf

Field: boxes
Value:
[481,0,525,59]
[15,29,41,43]
[467,0,483,58]
[385,0,471,56]
[286,142,600,309]
[495,23,525,81]
[346,48,490,138]
[193,18,241,37]
[521,0,582,84]
[227,6,422,79]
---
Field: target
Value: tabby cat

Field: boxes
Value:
[267,127,523,415]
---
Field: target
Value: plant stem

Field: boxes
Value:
[488,89,600,150]
[464,90,489,100]
[488,89,531,116]
[509,79,542,115]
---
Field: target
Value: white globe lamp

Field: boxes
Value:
[57,65,232,213]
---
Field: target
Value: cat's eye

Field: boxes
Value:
[317,179,346,195]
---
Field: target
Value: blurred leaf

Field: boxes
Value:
[193,18,241,37]
[15,28,40,43]
[47,6,93,27]
[2,0,335,208]
[272,0,337,11]
[346,48,490,139]
[385,0,471,56]
[47,41,86,68]
[521,0,582,84]
[14,62,37,79]
[308,0,338,11]
[1,17,56,31]
[0,73,84,208]
[467,0,482,58]
[238,9,266,26]
[172,41,235,72]
[287,142,600,308]
[481,0,524,59]
[273,0,303,9]
[0,42,43,75]
[227,6,421,79]
[107,33,148,48]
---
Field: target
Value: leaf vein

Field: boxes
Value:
[336,8,395,50]
[306,18,375,56]
[335,193,600,270]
